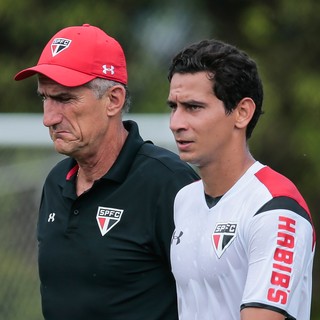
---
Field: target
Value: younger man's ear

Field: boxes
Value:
[235,98,256,129]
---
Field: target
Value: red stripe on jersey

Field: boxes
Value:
[255,166,316,248]
[255,166,310,214]
[66,164,79,180]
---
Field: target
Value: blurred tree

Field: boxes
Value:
[0,0,319,317]
[2,0,212,114]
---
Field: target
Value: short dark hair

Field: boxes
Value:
[168,39,264,139]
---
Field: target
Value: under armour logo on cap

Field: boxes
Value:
[102,65,115,75]
[51,38,72,57]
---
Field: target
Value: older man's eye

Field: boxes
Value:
[56,97,71,103]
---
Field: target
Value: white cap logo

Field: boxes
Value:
[51,38,72,57]
[102,65,115,75]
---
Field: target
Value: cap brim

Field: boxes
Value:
[14,64,96,87]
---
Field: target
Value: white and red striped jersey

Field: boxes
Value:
[170,161,315,320]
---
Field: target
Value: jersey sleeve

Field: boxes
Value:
[241,196,315,319]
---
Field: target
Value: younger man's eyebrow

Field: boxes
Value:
[167,99,206,108]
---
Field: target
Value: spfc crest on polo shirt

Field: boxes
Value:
[212,222,237,258]
[96,206,124,236]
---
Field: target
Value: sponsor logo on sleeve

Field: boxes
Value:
[267,216,296,305]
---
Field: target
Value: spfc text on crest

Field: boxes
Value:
[96,206,124,236]
[212,222,237,258]
[51,38,72,57]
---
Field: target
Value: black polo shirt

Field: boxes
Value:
[38,120,199,320]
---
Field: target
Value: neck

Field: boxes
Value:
[76,124,128,196]
[200,152,255,198]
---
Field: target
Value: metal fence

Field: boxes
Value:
[0,147,62,319]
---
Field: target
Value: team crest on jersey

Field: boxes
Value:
[96,206,124,236]
[51,38,72,56]
[212,222,237,258]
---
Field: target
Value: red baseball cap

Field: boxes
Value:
[14,24,127,86]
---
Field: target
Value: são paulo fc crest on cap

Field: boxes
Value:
[96,206,124,236]
[212,222,237,258]
[51,38,72,57]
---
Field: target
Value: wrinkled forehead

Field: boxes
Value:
[37,75,77,95]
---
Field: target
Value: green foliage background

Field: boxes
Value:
[0,0,319,318]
